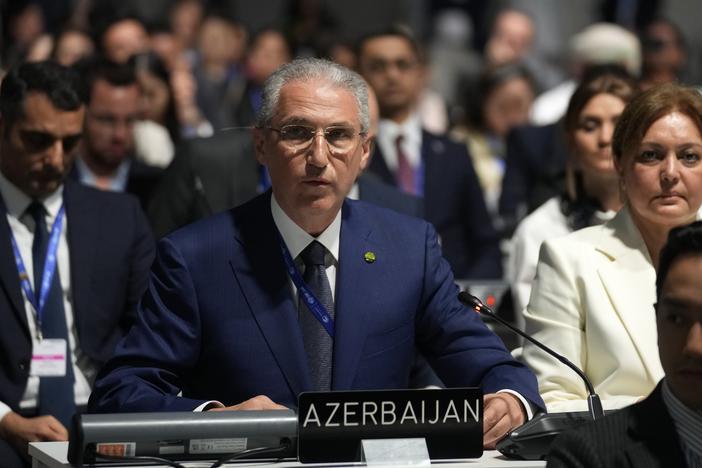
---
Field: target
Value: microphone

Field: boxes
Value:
[457,291,605,460]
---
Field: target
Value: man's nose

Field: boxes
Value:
[112,120,132,141]
[684,322,702,359]
[45,140,65,169]
[306,131,330,168]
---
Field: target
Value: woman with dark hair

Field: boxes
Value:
[522,83,702,412]
[452,63,536,218]
[508,66,638,321]
[131,52,180,168]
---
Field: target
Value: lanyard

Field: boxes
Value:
[277,232,335,338]
[9,204,65,338]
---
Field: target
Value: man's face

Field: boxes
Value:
[83,79,139,169]
[657,254,702,410]
[0,92,84,197]
[253,79,370,234]
[357,36,423,120]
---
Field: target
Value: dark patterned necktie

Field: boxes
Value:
[298,240,334,391]
[27,201,75,428]
[395,134,415,194]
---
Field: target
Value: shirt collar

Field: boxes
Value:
[76,156,132,192]
[270,193,340,264]
[347,183,360,200]
[0,170,64,220]
[662,379,702,457]
[378,113,422,146]
[377,113,423,169]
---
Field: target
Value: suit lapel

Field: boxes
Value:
[228,194,311,398]
[624,384,687,467]
[0,196,29,336]
[421,130,444,199]
[64,182,99,329]
[596,207,664,381]
[332,201,380,389]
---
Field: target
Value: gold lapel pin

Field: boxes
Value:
[363,251,376,263]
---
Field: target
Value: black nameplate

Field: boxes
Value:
[298,388,483,463]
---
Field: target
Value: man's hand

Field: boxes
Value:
[208,395,288,411]
[482,393,526,449]
[0,412,68,456]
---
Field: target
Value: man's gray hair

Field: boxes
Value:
[255,58,370,133]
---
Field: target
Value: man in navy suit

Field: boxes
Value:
[0,62,154,467]
[357,26,501,279]
[89,58,543,449]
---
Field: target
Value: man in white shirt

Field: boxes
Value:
[0,61,154,467]
[357,26,502,279]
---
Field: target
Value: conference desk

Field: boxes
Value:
[29,442,546,468]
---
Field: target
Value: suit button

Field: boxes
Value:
[18,361,27,372]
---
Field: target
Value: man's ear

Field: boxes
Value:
[252,127,266,165]
[359,136,372,172]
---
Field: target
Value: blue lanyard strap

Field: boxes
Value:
[277,231,335,338]
[9,204,65,328]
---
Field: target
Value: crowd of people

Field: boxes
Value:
[0,1,701,468]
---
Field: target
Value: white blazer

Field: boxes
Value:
[522,206,666,412]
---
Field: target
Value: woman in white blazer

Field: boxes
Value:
[507,67,637,325]
[522,83,702,412]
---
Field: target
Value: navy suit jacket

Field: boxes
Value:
[498,123,569,233]
[368,130,501,279]
[547,383,687,468]
[89,192,542,412]
[0,180,155,411]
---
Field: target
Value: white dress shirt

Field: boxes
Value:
[0,172,95,422]
[270,194,340,301]
[75,157,131,192]
[376,113,423,172]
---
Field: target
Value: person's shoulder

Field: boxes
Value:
[165,192,265,241]
[423,129,467,154]
[66,180,141,210]
[548,406,632,463]
[188,129,253,155]
[514,197,567,237]
[542,215,611,251]
[346,198,430,234]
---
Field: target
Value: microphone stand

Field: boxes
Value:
[457,291,606,460]
[457,291,604,420]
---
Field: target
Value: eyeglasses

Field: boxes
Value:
[267,124,366,154]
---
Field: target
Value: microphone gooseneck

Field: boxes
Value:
[457,291,604,420]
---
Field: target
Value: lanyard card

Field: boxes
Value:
[31,338,67,377]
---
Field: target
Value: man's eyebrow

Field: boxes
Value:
[658,297,702,309]
[277,118,357,128]
[20,129,83,142]
[278,117,312,126]
[21,129,81,137]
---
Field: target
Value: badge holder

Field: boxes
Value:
[360,438,430,466]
